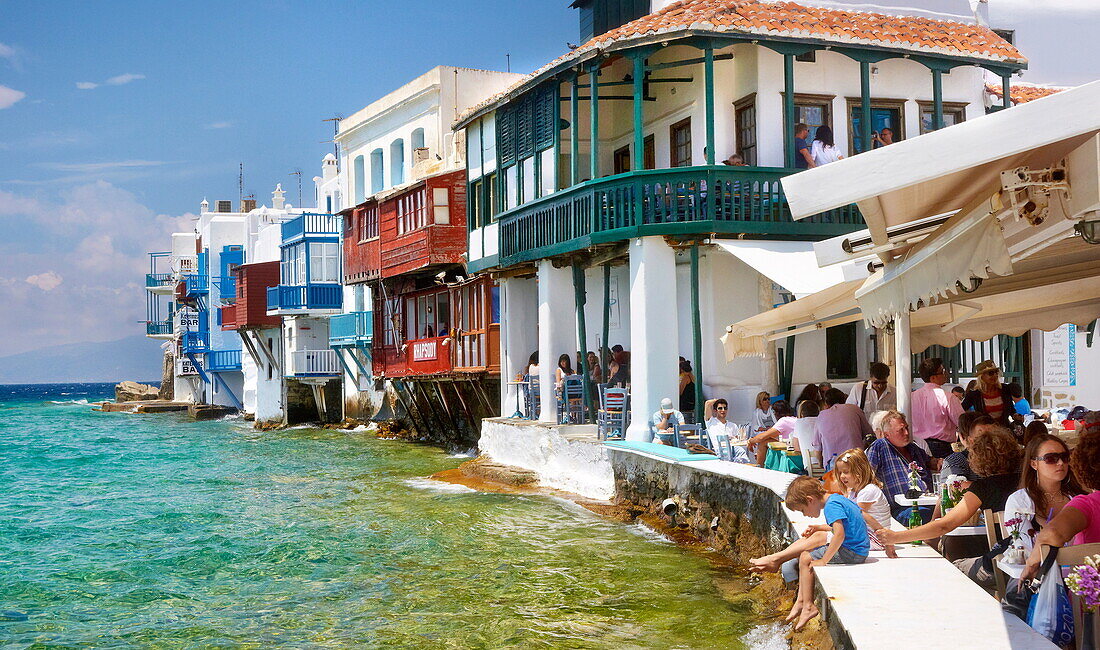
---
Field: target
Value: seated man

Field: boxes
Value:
[650,397,684,445]
[703,398,752,463]
[866,410,934,523]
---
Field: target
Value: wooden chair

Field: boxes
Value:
[524,375,541,420]
[597,388,629,441]
[1041,542,1100,650]
[981,509,1008,600]
[792,418,823,476]
[673,422,703,449]
[559,375,585,424]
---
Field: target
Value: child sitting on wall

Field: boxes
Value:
[748,476,870,630]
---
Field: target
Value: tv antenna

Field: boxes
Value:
[289,169,303,208]
[238,163,244,207]
[322,115,343,168]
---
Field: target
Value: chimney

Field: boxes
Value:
[272,184,286,210]
[241,198,257,213]
[200,198,209,213]
[215,200,233,213]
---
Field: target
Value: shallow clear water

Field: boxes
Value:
[0,383,761,648]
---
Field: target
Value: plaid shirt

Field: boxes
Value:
[866,437,933,501]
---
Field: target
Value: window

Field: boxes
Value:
[490,285,500,324]
[353,156,365,205]
[846,99,905,154]
[485,172,499,221]
[504,166,518,210]
[539,147,555,196]
[918,101,967,134]
[734,94,757,166]
[825,322,858,380]
[670,118,691,167]
[992,28,1015,45]
[521,156,535,203]
[792,94,833,142]
[643,134,655,170]
[370,149,384,194]
[308,242,340,283]
[390,139,405,187]
[411,127,426,152]
[281,243,306,285]
[470,179,484,229]
[795,51,817,63]
[613,145,630,174]
[433,187,450,225]
[359,204,378,241]
[396,188,427,235]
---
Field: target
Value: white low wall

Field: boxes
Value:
[478,418,615,501]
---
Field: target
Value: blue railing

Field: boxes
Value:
[330,311,373,346]
[281,213,340,243]
[146,319,173,336]
[207,349,242,371]
[181,331,210,354]
[216,275,236,301]
[145,273,173,289]
[266,284,342,311]
[183,273,209,295]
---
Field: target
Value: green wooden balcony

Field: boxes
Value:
[496,166,863,266]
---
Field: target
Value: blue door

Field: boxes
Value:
[850,107,902,154]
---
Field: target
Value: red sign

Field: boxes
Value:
[411,339,437,361]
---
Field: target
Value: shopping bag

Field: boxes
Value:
[1026,546,1075,647]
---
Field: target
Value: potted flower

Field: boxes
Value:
[1065,554,1100,649]
[905,461,924,499]
[1001,515,1028,564]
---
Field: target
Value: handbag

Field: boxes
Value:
[1025,545,1075,647]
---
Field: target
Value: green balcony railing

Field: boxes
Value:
[496,166,863,265]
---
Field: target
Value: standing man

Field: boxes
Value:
[794,123,815,169]
[910,357,964,460]
[867,410,934,523]
[871,127,895,148]
[812,388,873,469]
[846,362,896,417]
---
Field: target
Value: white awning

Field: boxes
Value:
[781,80,1100,257]
[721,279,864,360]
[712,240,846,299]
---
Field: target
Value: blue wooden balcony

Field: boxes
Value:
[329,311,373,347]
[494,166,863,267]
[146,319,173,337]
[266,284,342,312]
[145,272,174,291]
[215,275,236,301]
[182,273,209,296]
[207,349,242,372]
[281,213,340,244]
[181,331,210,354]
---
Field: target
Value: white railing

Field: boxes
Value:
[173,255,198,274]
[290,349,340,376]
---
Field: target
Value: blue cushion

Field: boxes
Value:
[603,440,718,461]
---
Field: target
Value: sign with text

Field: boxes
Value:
[176,308,199,332]
[1042,324,1076,387]
[411,339,438,362]
[176,356,200,376]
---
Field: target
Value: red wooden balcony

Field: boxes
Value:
[379,170,467,279]
[343,201,381,283]
[231,261,281,329]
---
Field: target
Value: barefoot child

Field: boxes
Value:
[749,476,869,630]
[834,448,897,559]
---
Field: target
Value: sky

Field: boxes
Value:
[0,0,1097,358]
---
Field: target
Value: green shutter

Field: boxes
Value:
[516,95,534,159]
[497,107,516,167]
[534,87,556,150]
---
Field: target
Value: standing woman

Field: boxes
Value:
[962,360,1013,427]
[810,125,844,166]
[749,391,776,433]
[679,358,696,420]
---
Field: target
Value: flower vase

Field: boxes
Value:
[1083,609,1098,650]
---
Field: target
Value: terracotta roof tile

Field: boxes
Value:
[455,0,1026,127]
[986,82,1068,105]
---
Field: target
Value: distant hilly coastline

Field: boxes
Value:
[0,335,163,384]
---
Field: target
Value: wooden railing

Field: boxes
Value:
[282,213,341,242]
[496,166,863,265]
[266,284,342,311]
[289,349,341,376]
[329,311,373,346]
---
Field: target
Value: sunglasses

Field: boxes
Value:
[716,406,728,411]
[1034,452,1070,465]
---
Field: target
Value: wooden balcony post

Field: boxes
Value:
[689,243,704,424]
[1001,73,1012,109]
[704,45,715,165]
[860,60,872,153]
[572,258,593,422]
[601,262,611,381]
[783,53,795,168]
[931,68,944,130]
[632,53,645,172]
[589,61,600,179]
[553,78,562,193]
[570,73,580,186]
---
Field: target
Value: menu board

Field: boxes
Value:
[1042,324,1076,387]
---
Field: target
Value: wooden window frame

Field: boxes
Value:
[613,145,631,174]
[844,97,906,154]
[734,93,757,166]
[643,134,655,170]
[358,203,378,242]
[916,100,968,134]
[670,117,692,168]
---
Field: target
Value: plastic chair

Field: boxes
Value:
[524,375,541,420]
[709,428,734,462]
[792,417,822,477]
[674,422,703,449]
[598,388,628,440]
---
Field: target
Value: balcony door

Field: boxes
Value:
[848,101,904,154]
[453,282,489,371]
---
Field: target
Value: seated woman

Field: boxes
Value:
[1004,433,1084,554]
[877,426,1023,589]
[678,358,696,420]
[748,391,776,433]
[1020,417,1100,584]
[794,383,822,413]
[939,413,996,483]
[747,400,809,466]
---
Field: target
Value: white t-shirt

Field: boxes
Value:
[850,483,893,528]
[1004,488,1039,553]
[705,417,751,463]
[811,140,843,165]
[748,407,776,432]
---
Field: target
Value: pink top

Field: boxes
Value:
[1067,492,1100,545]
[774,416,797,440]
[910,383,964,442]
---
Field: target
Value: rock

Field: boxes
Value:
[188,404,238,420]
[115,381,160,403]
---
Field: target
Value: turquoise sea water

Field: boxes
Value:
[0,384,767,648]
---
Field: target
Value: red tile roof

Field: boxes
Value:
[986,82,1068,105]
[455,0,1025,128]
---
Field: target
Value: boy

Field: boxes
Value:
[750,476,869,630]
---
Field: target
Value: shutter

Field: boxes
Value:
[516,95,534,159]
[497,107,516,167]
[534,86,556,150]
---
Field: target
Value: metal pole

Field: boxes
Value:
[783,53,796,168]
[590,62,600,179]
[633,54,645,171]
[689,244,704,424]
[573,259,593,422]
[860,60,872,153]
[704,46,715,165]
[931,69,944,130]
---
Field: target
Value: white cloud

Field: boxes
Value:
[76,81,99,90]
[205,121,232,129]
[0,85,25,109]
[105,73,144,86]
[25,271,62,291]
[35,160,173,173]
[0,42,15,62]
